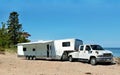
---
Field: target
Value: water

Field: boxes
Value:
[104,48,120,57]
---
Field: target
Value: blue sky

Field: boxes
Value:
[0,0,120,47]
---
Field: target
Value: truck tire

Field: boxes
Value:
[69,56,73,62]
[90,57,97,65]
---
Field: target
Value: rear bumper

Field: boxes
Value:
[96,57,113,63]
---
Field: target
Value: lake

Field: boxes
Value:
[104,48,120,57]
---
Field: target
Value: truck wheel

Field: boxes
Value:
[69,56,73,62]
[90,57,97,65]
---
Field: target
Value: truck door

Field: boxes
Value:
[83,45,92,59]
[78,45,85,58]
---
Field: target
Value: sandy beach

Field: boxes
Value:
[0,53,120,75]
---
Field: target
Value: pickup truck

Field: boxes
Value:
[68,44,113,65]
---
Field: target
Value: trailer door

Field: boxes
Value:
[47,44,49,57]
[47,44,52,58]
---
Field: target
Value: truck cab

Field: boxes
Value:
[68,44,113,65]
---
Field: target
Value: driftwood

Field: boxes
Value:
[114,57,120,65]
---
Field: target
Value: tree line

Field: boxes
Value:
[0,11,31,48]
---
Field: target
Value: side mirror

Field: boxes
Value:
[89,51,92,53]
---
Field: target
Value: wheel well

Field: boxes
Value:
[69,55,72,57]
[90,56,96,60]
[62,51,74,55]
[61,51,73,60]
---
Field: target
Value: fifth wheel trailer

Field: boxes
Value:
[17,39,83,60]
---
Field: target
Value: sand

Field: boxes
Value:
[0,53,120,75]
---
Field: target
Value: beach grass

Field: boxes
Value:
[0,47,5,54]
[5,48,17,54]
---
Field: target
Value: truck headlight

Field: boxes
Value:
[95,51,99,54]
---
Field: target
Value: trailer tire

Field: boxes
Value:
[69,56,73,62]
[26,56,30,60]
[27,56,30,60]
[90,57,97,65]
[61,52,68,61]
[29,56,32,60]
[32,56,36,60]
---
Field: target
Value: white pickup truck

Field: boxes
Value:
[68,44,113,65]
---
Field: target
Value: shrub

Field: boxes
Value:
[0,47,5,54]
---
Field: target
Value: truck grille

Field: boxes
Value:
[103,53,112,57]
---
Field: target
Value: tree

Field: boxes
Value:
[7,11,30,45]
[0,11,31,48]
[0,22,10,48]
[7,12,22,45]
[18,32,31,43]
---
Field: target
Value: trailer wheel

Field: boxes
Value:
[69,56,73,62]
[29,56,32,60]
[27,56,30,60]
[90,57,97,65]
[26,56,29,60]
[61,52,68,61]
[32,56,36,60]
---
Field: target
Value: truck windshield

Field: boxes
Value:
[91,45,104,50]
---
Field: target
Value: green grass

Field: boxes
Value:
[0,47,17,54]
[5,48,17,54]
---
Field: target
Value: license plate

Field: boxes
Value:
[106,59,111,61]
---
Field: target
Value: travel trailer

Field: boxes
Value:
[17,39,83,60]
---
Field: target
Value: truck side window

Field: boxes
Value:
[85,46,91,51]
[80,46,83,51]
[23,47,26,51]
[62,42,70,47]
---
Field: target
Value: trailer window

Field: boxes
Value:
[33,48,36,51]
[23,48,26,51]
[62,42,70,47]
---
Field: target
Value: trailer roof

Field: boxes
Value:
[17,40,53,46]
[17,38,82,46]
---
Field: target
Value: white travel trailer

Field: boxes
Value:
[17,39,83,60]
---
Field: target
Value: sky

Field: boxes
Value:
[0,0,120,47]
